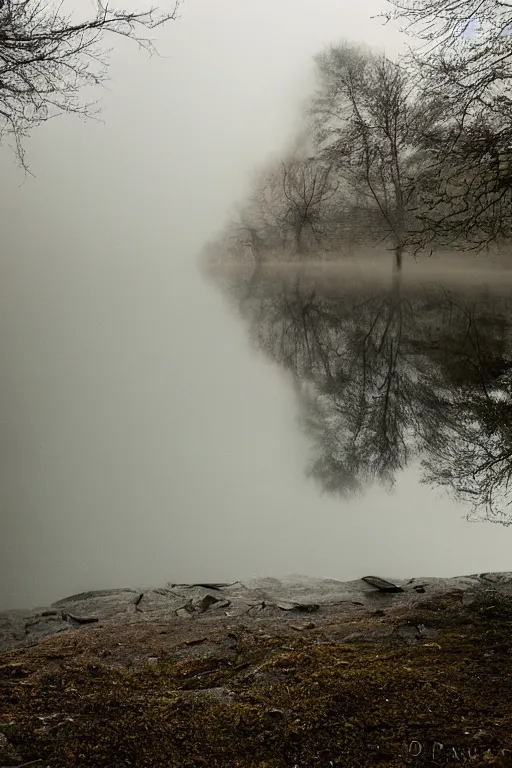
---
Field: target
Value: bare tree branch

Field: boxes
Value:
[381,0,512,250]
[0,0,181,167]
[309,43,443,268]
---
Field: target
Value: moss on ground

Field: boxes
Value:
[2,591,512,767]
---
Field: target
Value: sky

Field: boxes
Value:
[0,0,511,611]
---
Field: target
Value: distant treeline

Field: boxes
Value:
[203,0,512,272]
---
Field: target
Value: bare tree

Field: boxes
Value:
[240,154,341,258]
[0,0,180,167]
[382,0,512,111]
[279,155,338,256]
[309,43,436,270]
[205,152,342,281]
[382,0,512,250]
[413,116,512,248]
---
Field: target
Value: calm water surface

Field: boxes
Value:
[1,256,511,610]
[215,260,512,525]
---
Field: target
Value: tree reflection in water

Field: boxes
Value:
[226,266,512,525]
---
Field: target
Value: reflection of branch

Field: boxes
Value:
[238,267,512,523]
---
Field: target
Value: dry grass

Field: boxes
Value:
[2,590,512,767]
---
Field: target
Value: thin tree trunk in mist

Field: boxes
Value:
[395,242,404,272]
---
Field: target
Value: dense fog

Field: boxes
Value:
[1,0,510,611]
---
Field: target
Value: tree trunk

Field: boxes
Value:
[394,242,404,272]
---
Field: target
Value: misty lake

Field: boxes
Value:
[208,257,512,566]
[2,249,511,768]
[212,256,512,526]
[1,0,508,619]
[1,244,512,611]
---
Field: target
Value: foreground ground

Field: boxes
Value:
[1,579,512,767]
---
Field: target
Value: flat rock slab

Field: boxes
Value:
[1,572,512,653]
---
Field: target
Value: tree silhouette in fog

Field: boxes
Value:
[383,0,512,251]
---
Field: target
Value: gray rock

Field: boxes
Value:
[52,588,140,619]
[479,572,512,584]
[362,576,404,593]
[52,588,139,605]
[2,572,512,654]
[196,595,221,612]
[62,613,99,625]
[276,601,319,612]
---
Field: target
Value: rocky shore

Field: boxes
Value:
[1,572,512,767]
